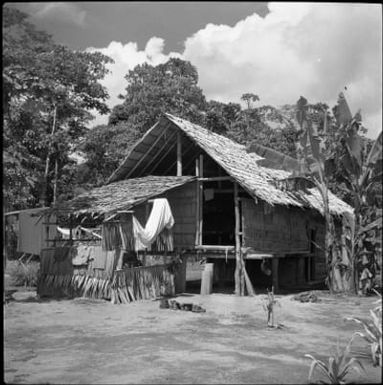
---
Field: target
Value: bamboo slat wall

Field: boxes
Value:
[165,182,197,248]
[241,198,325,255]
[132,182,197,250]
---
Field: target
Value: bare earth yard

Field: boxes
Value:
[4,287,382,384]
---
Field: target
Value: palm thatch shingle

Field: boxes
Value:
[63,176,195,214]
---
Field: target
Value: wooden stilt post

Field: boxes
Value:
[198,154,203,246]
[69,214,73,247]
[272,256,279,294]
[177,131,182,176]
[195,157,200,246]
[234,182,243,296]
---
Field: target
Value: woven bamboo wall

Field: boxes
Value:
[313,219,326,278]
[162,182,197,249]
[132,182,197,250]
[242,198,325,255]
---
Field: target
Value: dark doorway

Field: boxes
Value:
[202,181,235,245]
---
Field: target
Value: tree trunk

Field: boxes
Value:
[315,178,341,293]
[323,186,352,293]
[52,158,58,204]
[41,105,57,207]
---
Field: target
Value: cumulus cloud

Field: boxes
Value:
[88,3,381,138]
[87,37,181,126]
[183,2,382,138]
[25,3,87,27]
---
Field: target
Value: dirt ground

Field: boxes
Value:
[4,285,382,384]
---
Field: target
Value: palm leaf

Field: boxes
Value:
[305,354,330,381]
[345,356,365,377]
[328,356,337,381]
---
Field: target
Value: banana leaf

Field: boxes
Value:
[366,132,382,166]
[247,143,301,172]
[335,92,353,126]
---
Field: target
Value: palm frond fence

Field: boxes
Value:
[38,263,175,304]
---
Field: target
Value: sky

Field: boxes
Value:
[8,2,382,139]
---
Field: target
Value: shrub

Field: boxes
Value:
[262,287,280,328]
[6,260,40,287]
[345,290,382,367]
[304,341,365,384]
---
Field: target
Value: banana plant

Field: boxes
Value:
[247,94,381,293]
[294,94,382,294]
[336,124,382,294]
[294,96,344,293]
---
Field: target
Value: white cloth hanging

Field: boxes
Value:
[132,198,174,251]
[57,226,70,239]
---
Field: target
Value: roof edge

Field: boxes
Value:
[106,116,171,184]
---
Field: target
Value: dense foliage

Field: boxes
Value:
[109,58,207,129]
[3,6,112,210]
[292,94,382,293]
[80,60,300,186]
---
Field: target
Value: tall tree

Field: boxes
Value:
[225,104,298,159]
[204,100,241,134]
[76,121,142,188]
[241,93,260,110]
[2,6,112,209]
[109,58,207,131]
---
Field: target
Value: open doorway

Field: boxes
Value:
[202,181,235,246]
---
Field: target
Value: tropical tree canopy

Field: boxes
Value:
[3,6,112,209]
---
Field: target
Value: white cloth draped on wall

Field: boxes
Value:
[132,198,174,251]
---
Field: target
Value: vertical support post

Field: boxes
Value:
[234,182,243,296]
[198,154,203,246]
[272,256,279,294]
[69,214,73,247]
[3,207,6,273]
[195,157,200,246]
[177,131,182,176]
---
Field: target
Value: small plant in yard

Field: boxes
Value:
[305,340,365,384]
[345,289,382,367]
[6,260,40,287]
[262,286,281,328]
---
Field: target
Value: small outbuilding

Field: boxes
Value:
[4,207,57,261]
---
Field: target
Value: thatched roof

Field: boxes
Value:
[108,113,352,216]
[67,113,352,217]
[61,176,195,215]
[168,114,353,216]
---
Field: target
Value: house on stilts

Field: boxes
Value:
[37,113,353,302]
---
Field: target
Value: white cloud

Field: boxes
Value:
[87,37,181,126]
[182,2,382,138]
[26,3,87,27]
[88,3,381,139]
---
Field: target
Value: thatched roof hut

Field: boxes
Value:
[66,113,352,218]
[50,113,354,295]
